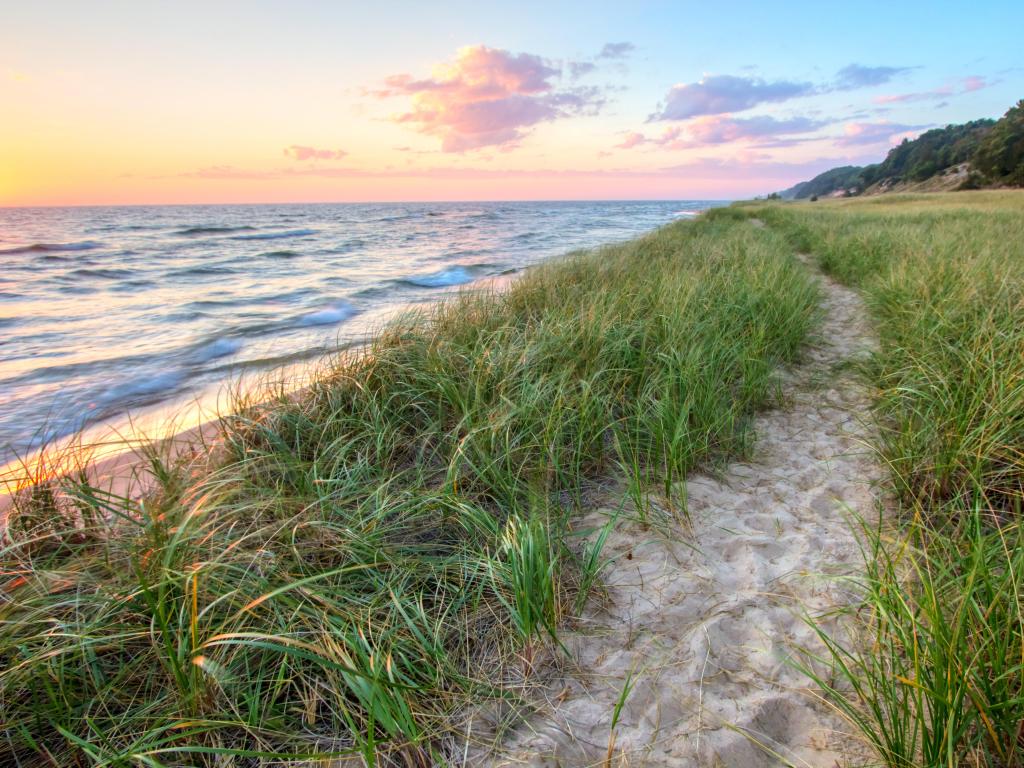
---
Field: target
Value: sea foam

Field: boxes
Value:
[299,302,357,326]
[401,266,475,288]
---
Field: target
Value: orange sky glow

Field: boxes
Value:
[1,2,1018,206]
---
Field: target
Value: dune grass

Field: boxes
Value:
[743,191,1024,767]
[0,210,819,766]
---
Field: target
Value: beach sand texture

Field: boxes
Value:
[476,239,888,766]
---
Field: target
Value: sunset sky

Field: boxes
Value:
[2,0,1020,206]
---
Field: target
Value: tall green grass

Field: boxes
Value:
[746,192,1024,767]
[0,211,819,765]
[749,192,1024,512]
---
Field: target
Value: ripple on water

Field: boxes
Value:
[175,225,257,236]
[0,240,104,255]
[230,228,318,241]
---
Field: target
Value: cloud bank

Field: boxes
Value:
[618,115,826,149]
[649,63,916,122]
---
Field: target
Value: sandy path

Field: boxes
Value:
[476,239,887,766]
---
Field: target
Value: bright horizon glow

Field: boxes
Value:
[2,0,1021,207]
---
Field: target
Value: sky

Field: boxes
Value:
[1,0,1021,206]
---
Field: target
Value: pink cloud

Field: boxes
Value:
[874,76,990,104]
[283,145,348,161]
[962,76,987,92]
[615,131,647,149]
[837,121,925,146]
[685,114,825,144]
[614,126,683,150]
[377,45,603,152]
[615,115,825,151]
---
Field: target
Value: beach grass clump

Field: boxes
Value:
[746,191,1024,768]
[801,509,1024,768]
[0,212,819,765]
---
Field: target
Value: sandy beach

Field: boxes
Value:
[0,272,522,519]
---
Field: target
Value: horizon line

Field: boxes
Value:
[0,196,738,210]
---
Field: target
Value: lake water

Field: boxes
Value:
[0,200,724,462]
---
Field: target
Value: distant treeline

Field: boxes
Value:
[779,99,1024,199]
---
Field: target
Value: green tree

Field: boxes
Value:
[973,100,1024,186]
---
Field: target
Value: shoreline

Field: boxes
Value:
[1,201,706,474]
[1,272,522,516]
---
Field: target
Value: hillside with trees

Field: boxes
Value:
[779,99,1024,199]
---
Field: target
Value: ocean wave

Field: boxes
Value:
[167,264,240,278]
[91,223,163,232]
[320,276,354,288]
[175,225,257,236]
[432,247,487,261]
[231,228,318,241]
[400,265,477,288]
[351,284,392,299]
[0,240,103,255]
[40,253,93,263]
[328,238,366,253]
[207,344,337,373]
[109,279,157,294]
[376,213,418,224]
[0,350,163,387]
[67,267,136,280]
[298,302,357,327]
[58,285,100,295]
[191,337,242,363]
[257,250,302,259]
[164,308,211,323]
[184,287,316,312]
[95,370,186,411]
[184,298,244,310]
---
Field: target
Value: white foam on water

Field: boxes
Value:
[298,302,357,326]
[192,338,242,363]
[402,265,475,288]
